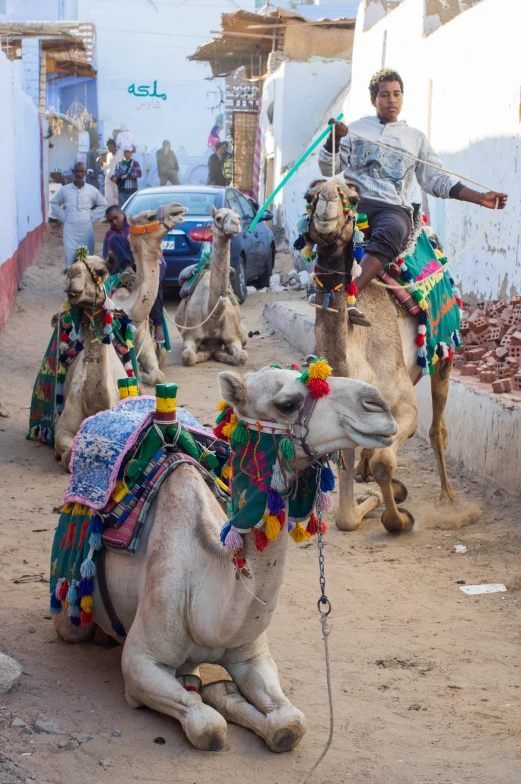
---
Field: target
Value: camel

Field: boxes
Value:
[53,366,397,752]
[175,206,248,366]
[307,180,455,533]
[54,256,128,471]
[110,202,187,385]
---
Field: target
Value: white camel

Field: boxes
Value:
[53,366,396,752]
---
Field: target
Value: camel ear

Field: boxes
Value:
[231,207,239,216]
[210,204,217,218]
[219,372,247,408]
[304,178,327,203]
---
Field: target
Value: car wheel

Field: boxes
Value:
[234,256,247,304]
[256,244,275,289]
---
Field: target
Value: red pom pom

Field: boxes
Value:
[291,363,301,371]
[320,519,328,534]
[422,214,429,224]
[346,281,358,297]
[126,369,134,378]
[233,555,246,571]
[277,510,285,526]
[456,298,462,307]
[58,579,69,602]
[397,257,404,265]
[60,333,69,343]
[80,610,93,626]
[415,334,426,347]
[213,420,227,440]
[306,512,319,535]
[307,378,330,398]
[104,311,113,325]
[253,527,269,552]
[447,348,453,361]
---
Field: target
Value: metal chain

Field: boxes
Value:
[300,463,334,784]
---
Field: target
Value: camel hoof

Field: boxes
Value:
[265,707,307,753]
[239,350,248,365]
[391,478,408,504]
[182,349,197,367]
[183,702,227,752]
[381,507,414,534]
[60,449,72,472]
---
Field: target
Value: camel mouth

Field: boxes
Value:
[341,417,396,449]
[313,217,340,234]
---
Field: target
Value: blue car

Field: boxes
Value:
[122,185,275,303]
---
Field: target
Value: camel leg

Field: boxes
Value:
[336,450,383,531]
[54,421,75,472]
[137,326,166,386]
[430,361,456,503]
[213,339,247,366]
[355,448,374,482]
[203,636,306,753]
[121,644,227,751]
[369,399,417,534]
[181,338,209,366]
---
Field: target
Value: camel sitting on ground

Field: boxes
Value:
[175,206,248,366]
[55,257,127,471]
[308,180,455,533]
[53,366,397,752]
[110,202,187,385]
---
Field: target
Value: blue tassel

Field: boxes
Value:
[419,310,428,325]
[56,394,64,405]
[436,345,444,359]
[422,365,430,376]
[267,488,285,514]
[89,532,102,550]
[75,341,84,352]
[120,314,130,325]
[67,601,80,619]
[56,403,64,413]
[66,582,78,605]
[294,235,306,251]
[104,324,112,335]
[56,383,64,396]
[417,356,427,368]
[401,269,413,282]
[78,577,93,598]
[102,335,111,345]
[121,352,131,364]
[220,520,232,545]
[80,558,96,578]
[70,614,81,627]
[128,324,137,333]
[354,244,364,261]
[320,465,336,492]
[59,352,67,363]
[50,592,62,612]
[417,346,427,358]
[88,514,104,534]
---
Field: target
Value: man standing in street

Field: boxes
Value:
[103,138,123,206]
[51,161,108,267]
[86,140,102,189]
[207,141,230,186]
[112,146,142,207]
[156,140,180,186]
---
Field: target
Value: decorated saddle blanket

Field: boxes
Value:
[357,212,462,376]
[65,396,224,509]
[179,250,239,306]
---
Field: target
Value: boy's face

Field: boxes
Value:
[372,80,403,122]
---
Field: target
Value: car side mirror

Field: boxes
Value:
[259,209,273,222]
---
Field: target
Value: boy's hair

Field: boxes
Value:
[369,69,404,101]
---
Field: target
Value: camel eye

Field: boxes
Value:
[276,400,298,415]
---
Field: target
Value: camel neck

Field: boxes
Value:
[126,232,164,323]
[81,329,116,417]
[314,242,350,376]
[208,232,230,313]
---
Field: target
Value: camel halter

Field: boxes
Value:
[129,219,160,235]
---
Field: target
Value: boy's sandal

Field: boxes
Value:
[119,270,136,285]
[347,306,372,327]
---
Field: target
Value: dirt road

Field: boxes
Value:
[1,229,520,784]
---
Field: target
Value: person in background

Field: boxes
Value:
[319,68,508,327]
[115,123,136,151]
[207,141,230,186]
[208,122,222,151]
[86,140,102,189]
[112,146,142,208]
[103,138,123,207]
[51,161,108,267]
[103,205,166,343]
[156,140,180,186]
[222,142,233,186]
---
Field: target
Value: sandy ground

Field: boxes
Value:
[1,227,521,784]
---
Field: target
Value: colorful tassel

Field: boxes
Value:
[264,514,281,541]
[320,491,333,512]
[267,488,285,514]
[290,522,312,543]
[80,557,96,578]
[320,466,335,492]
[279,435,295,460]
[57,579,69,602]
[271,461,287,492]
[220,520,232,545]
[80,610,93,626]
[307,378,330,398]
[221,461,232,479]
[253,526,270,552]
[308,357,332,381]
[78,577,94,598]
[50,591,62,613]
[231,419,249,446]
[224,526,243,552]
[306,512,319,535]
[216,399,228,412]
[80,595,93,613]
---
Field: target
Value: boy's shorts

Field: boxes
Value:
[359,200,412,266]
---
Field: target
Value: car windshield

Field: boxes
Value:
[125,191,219,217]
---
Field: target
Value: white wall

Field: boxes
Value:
[349,0,521,301]
[77,0,255,158]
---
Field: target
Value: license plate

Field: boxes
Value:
[161,238,175,250]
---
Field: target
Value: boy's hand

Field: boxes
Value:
[328,118,349,139]
[480,191,508,209]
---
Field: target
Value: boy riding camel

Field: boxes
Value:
[319,68,508,326]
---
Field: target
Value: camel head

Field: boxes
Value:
[219,366,397,470]
[210,205,241,239]
[305,179,360,246]
[64,255,109,309]
[128,201,187,238]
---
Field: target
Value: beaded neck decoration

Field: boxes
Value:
[306,184,356,218]
[215,359,336,574]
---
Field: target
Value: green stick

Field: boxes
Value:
[248,113,344,234]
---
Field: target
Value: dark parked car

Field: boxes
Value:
[122,185,275,303]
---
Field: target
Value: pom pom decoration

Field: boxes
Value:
[264,514,282,541]
[253,526,270,552]
[290,522,311,543]
[224,526,244,552]
[320,466,335,493]
[279,435,295,460]
[231,419,249,447]
[307,378,330,399]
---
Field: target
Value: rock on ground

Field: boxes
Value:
[0,654,22,694]
[34,714,67,735]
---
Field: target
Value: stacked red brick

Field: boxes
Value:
[456,295,521,394]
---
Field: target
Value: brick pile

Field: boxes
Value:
[455,295,521,394]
